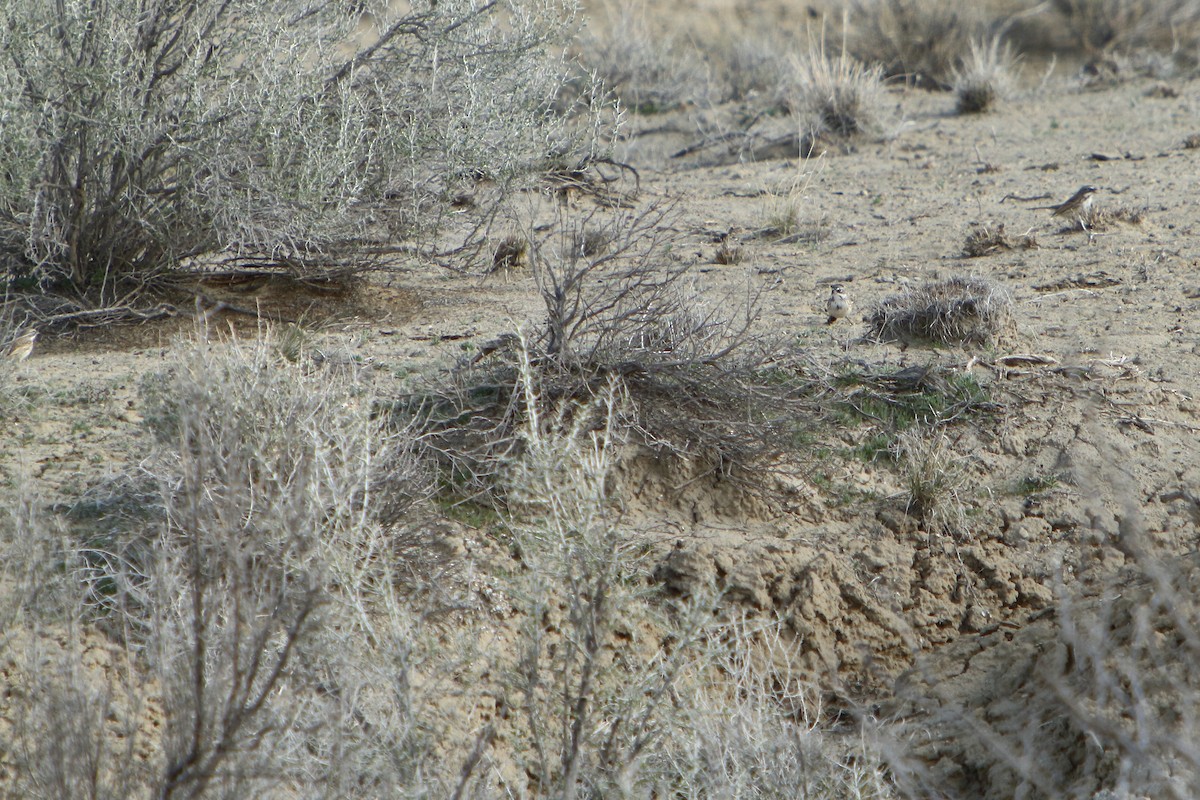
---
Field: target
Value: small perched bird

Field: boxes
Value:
[3,328,37,362]
[1037,185,1097,218]
[825,284,851,325]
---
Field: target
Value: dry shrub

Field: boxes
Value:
[1042,549,1200,798]
[1051,0,1200,55]
[494,373,900,795]
[963,223,1037,257]
[952,36,1019,114]
[398,349,900,797]
[496,374,670,795]
[575,5,715,113]
[899,544,1200,799]
[866,276,1016,348]
[0,0,604,308]
[7,328,455,798]
[141,332,441,796]
[403,201,805,507]
[724,33,796,104]
[656,616,897,798]
[848,0,985,89]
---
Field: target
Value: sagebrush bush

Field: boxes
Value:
[3,329,919,799]
[0,329,463,798]
[480,368,899,796]
[1051,0,1200,55]
[848,0,984,89]
[0,0,605,304]
[498,370,659,794]
[404,201,808,507]
[143,332,435,796]
[657,617,897,799]
[899,543,1200,799]
[576,5,714,113]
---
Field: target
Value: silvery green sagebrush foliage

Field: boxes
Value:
[0,0,605,297]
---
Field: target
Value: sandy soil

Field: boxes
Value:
[4,52,1200,797]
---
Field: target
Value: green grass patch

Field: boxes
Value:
[1011,473,1061,495]
[435,495,501,530]
[836,368,992,431]
[851,432,895,463]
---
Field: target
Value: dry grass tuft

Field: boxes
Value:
[866,276,1016,348]
[963,223,1037,257]
[792,42,887,141]
[952,36,1019,114]
[893,428,968,526]
[714,241,745,265]
[1059,205,1148,233]
[1093,205,1147,226]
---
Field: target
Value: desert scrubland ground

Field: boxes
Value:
[3,0,1200,798]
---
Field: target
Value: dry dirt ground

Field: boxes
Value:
[4,52,1200,797]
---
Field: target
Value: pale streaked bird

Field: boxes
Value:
[825,284,851,325]
[1036,185,1097,218]
[4,328,37,362]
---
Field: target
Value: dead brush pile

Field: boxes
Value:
[1066,205,1148,233]
[963,223,1037,257]
[867,276,1016,348]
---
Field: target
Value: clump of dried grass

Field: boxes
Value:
[866,276,1016,348]
[893,428,969,526]
[963,223,1037,257]
[952,36,1019,114]
[714,241,745,265]
[791,37,887,144]
[1066,205,1148,233]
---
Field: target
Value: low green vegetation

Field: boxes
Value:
[835,365,993,435]
[1012,473,1061,495]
